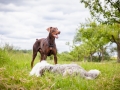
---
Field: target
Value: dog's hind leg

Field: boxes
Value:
[31,48,38,69]
[39,49,46,61]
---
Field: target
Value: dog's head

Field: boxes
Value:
[47,27,60,39]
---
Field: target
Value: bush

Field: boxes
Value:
[0,48,10,66]
[58,52,75,61]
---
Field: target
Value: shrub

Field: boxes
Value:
[0,48,10,66]
[58,52,75,61]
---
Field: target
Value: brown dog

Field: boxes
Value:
[31,27,60,68]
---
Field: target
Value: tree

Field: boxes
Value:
[80,0,120,24]
[107,24,120,62]
[71,44,93,61]
[74,21,110,62]
[80,0,120,62]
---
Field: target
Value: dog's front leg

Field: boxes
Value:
[43,54,47,60]
[54,55,57,64]
[40,51,46,61]
[40,53,44,61]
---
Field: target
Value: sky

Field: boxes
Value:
[0,0,90,53]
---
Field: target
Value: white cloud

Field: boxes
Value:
[0,0,90,53]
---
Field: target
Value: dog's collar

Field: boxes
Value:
[49,44,54,50]
[49,44,54,47]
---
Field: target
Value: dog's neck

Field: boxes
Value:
[47,33,55,47]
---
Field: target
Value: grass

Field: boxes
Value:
[0,50,120,90]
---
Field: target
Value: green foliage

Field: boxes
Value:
[73,20,112,62]
[80,0,120,62]
[92,52,111,62]
[3,43,16,52]
[58,52,75,61]
[0,48,10,66]
[107,23,120,43]
[80,0,120,24]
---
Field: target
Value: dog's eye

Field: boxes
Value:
[52,30,56,32]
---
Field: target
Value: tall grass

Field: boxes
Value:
[0,48,10,66]
[0,49,120,90]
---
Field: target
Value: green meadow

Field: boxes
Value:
[0,49,120,90]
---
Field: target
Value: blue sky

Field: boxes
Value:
[0,0,90,53]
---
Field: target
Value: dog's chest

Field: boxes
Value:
[47,47,56,56]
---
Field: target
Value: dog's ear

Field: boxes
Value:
[47,27,52,32]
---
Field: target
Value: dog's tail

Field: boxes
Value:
[85,69,100,80]
[36,39,38,41]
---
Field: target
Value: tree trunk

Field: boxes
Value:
[84,56,87,62]
[77,55,78,61]
[98,52,101,62]
[90,53,93,62]
[117,44,120,63]
[101,47,104,62]
[101,52,104,62]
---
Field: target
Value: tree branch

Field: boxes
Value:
[108,0,120,13]
[111,35,117,43]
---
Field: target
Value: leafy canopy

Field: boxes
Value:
[80,0,120,24]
